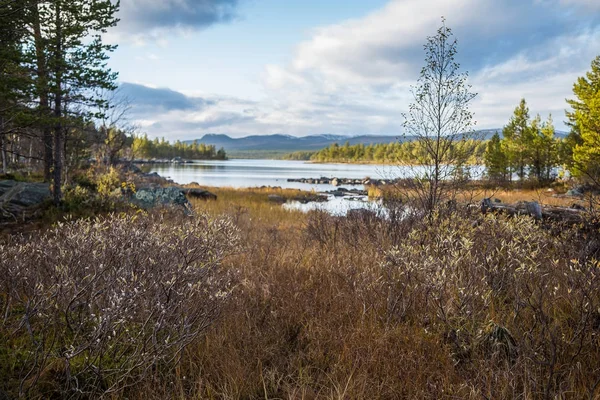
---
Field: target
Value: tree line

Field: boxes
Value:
[131,134,227,160]
[283,140,486,164]
[485,57,600,186]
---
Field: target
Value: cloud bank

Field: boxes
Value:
[119,0,600,139]
[119,0,238,32]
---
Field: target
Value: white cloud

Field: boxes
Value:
[122,0,600,138]
[561,0,600,10]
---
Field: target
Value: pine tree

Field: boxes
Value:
[0,0,30,174]
[26,0,120,203]
[502,99,534,181]
[568,56,600,184]
[484,132,508,182]
[533,115,557,183]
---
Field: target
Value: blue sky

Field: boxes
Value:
[106,0,600,139]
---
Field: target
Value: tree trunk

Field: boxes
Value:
[30,0,53,182]
[1,137,6,174]
[0,118,7,174]
[52,1,63,204]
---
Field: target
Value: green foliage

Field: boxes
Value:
[485,99,561,184]
[280,151,315,161]
[132,134,227,160]
[530,115,559,182]
[307,140,486,164]
[484,132,508,182]
[568,56,600,183]
[501,99,535,180]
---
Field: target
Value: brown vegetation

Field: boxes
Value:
[2,188,600,399]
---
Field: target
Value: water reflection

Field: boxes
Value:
[284,195,384,216]
[151,159,434,191]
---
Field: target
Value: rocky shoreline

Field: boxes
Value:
[287,177,394,186]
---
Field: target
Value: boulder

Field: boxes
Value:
[0,180,52,220]
[131,187,192,212]
[0,180,51,207]
[331,178,339,187]
[183,188,217,200]
[268,194,286,204]
[567,186,585,197]
[525,201,543,220]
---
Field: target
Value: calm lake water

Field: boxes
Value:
[150,160,483,215]
[150,159,408,191]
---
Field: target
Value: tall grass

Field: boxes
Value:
[1,188,599,399]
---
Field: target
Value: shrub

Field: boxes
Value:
[0,212,240,398]
[381,213,600,398]
[95,166,122,197]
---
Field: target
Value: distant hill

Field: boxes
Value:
[185,130,568,157]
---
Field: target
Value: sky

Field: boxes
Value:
[105,0,600,140]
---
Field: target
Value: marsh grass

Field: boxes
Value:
[148,189,600,399]
[370,183,583,208]
[2,186,600,399]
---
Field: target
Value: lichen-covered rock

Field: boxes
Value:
[0,180,52,220]
[131,187,192,212]
[0,180,52,207]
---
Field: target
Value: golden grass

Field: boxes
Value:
[187,186,309,227]
[130,186,600,399]
[4,183,600,399]
[369,184,583,208]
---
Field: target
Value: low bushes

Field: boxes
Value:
[0,212,239,398]
[2,190,600,398]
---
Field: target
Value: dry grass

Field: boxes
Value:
[148,189,600,399]
[188,186,310,227]
[370,184,584,208]
[2,186,600,399]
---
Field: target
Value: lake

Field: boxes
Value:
[150,160,484,215]
[150,159,422,191]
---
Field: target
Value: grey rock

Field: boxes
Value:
[183,188,217,200]
[0,180,52,221]
[567,187,584,197]
[268,194,286,204]
[0,180,51,208]
[525,201,543,220]
[131,187,192,212]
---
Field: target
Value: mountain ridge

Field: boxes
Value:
[184,130,568,153]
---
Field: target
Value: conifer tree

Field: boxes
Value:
[531,115,557,183]
[568,56,600,184]
[484,132,508,182]
[502,99,534,181]
[26,0,120,202]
